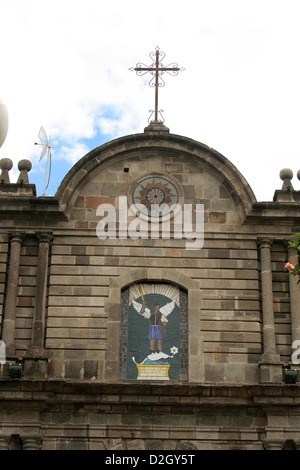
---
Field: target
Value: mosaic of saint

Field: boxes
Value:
[119,283,188,381]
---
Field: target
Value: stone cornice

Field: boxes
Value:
[0,381,299,407]
[0,196,67,220]
[244,200,300,225]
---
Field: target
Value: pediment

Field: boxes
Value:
[56,132,256,225]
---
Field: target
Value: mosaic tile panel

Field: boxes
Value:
[119,283,188,381]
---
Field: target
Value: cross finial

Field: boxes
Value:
[130,47,184,124]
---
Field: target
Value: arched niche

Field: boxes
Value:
[104,268,203,383]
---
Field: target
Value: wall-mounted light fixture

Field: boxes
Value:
[8,360,23,379]
[283,366,298,384]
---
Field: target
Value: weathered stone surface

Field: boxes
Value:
[0,131,299,449]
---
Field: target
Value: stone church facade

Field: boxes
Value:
[0,122,299,450]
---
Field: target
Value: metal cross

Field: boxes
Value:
[130,47,184,123]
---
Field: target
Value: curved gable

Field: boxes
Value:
[56,132,256,223]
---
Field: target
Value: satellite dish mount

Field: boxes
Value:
[35,126,51,196]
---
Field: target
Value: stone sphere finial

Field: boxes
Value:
[280,168,293,181]
[18,159,32,172]
[0,158,13,171]
[0,158,13,183]
[297,169,300,181]
[279,168,294,191]
[17,159,32,184]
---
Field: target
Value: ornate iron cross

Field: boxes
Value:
[130,47,184,123]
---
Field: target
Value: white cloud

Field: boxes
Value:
[58,142,90,165]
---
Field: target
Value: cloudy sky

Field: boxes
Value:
[0,0,300,200]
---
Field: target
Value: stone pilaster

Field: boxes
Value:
[24,232,52,377]
[2,232,25,356]
[257,237,282,382]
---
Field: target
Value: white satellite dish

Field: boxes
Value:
[35,126,51,196]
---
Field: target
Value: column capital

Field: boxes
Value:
[284,236,294,248]
[36,231,53,244]
[9,231,26,243]
[257,236,274,249]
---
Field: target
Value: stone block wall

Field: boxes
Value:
[0,132,299,451]
[0,381,299,450]
[15,236,38,355]
[0,133,299,385]
[46,234,109,379]
[44,231,263,382]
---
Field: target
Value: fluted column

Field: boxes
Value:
[284,238,300,343]
[257,237,282,382]
[2,232,25,356]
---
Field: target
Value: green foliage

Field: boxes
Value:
[286,233,300,283]
[288,233,300,252]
